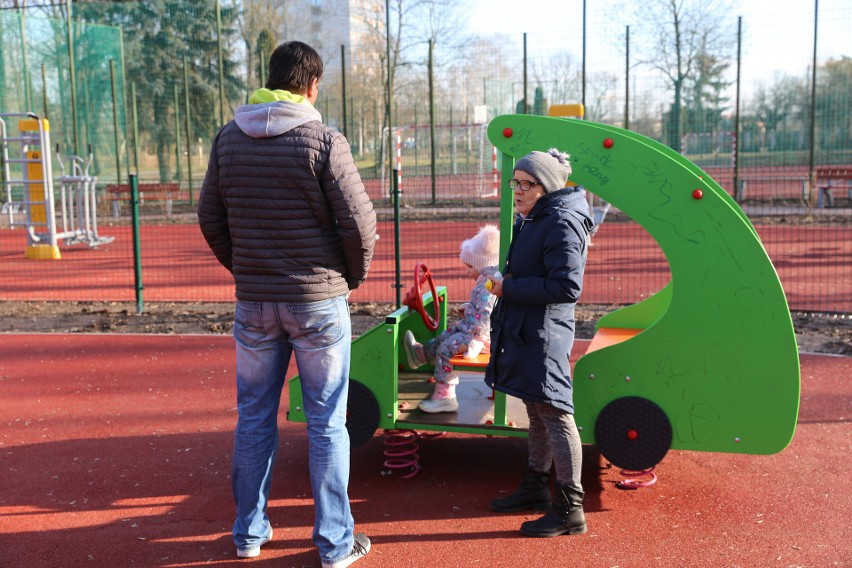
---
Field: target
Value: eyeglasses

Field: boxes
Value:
[508,178,542,192]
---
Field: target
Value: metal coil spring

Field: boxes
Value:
[616,467,658,489]
[381,429,443,479]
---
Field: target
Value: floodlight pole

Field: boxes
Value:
[216,0,225,126]
[624,26,630,130]
[66,0,79,155]
[385,0,393,199]
[341,44,348,138]
[522,33,527,114]
[582,0,587,110]
[110,59,121,185]
[733,17,742,200]
[429,39,436,203]
[806,0,819,206]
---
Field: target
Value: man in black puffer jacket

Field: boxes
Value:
[198,41,374,568]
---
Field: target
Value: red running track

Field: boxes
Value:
[0,333,849,567]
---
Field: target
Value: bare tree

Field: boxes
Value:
[351,0,469,171]
[451,35,516,118]
[532,51,582,111]
[585,71,619,123]
[632,0,734,150]
[400,0,468,123]
[749,75,807,152]
[378,0,468,122]
[237,0,288,93]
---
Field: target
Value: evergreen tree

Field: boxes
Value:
[77,0,244,182]
[533,86,547,116]
[817,56,852,152]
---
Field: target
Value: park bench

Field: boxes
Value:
[814,166,852,208]
[106,182,178,218]
[735,166,851,207]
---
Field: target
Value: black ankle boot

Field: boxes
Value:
[490,467,552,512]
[519,484,586,537]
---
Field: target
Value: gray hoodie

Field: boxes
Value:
[234,100,321,139]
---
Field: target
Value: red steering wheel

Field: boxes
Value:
[403,263,441,331]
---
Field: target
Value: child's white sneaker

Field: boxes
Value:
[403,330,427,368]
[418,396,459,413]
[418,379,459,413]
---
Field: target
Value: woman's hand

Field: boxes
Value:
[486,274,504,297]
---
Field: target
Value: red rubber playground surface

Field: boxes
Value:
[1,333,849,568]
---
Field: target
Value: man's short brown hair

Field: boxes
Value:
[266,41,324,93]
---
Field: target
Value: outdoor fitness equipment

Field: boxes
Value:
[287,114,800,478]
[403,263,441,332]
[0,112,113,259]
[1,112,58,258]
[54,145,114,249]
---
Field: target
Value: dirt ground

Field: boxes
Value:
[0,300,849,355]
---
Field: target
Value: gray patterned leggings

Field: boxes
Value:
[525,400,583,494]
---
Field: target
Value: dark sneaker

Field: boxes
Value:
[321,533,371,568]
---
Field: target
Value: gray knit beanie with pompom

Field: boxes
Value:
[513,148,572,193]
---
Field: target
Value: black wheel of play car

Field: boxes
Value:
[346,379,380,448]
[594,396,673,471]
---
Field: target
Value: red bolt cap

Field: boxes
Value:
[603,138,614,148]
[627,429,639,440]
[502,127,513,138]
[692,189,703,200]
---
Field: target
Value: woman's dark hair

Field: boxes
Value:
[266,41,324,92]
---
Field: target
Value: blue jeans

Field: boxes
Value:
[231,297,354,563]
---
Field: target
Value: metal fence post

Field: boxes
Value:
[109,59,122,186]
[129,173,144,313]
[392,168,402,309]
[183,56,194,205]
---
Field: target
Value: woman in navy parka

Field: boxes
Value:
[484,148,594,538]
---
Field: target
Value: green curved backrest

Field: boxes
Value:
[488,114,800,456]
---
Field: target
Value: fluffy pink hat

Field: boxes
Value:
[460,224,500,272]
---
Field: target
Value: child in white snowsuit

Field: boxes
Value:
[404,224,500,413]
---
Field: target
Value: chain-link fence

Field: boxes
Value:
[1,1,850,314]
